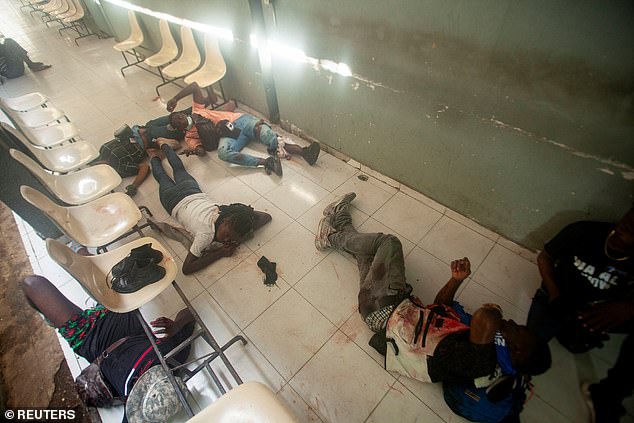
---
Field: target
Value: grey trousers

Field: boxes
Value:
[328,211,411,318]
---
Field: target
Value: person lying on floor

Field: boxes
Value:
[92,112,190,196]
[150,142,271,274]
[315,193,551,423]
[0,35,51,82]
[21,274,195,406]
[165,82,320,175]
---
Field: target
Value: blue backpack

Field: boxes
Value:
[442,374,529,423]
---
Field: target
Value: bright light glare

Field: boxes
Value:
[249,33,352,77]
[100,0,234,40]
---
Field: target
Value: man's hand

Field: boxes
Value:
[578,300,634,333]
[124,184,138,197]
[220,242,238,257]
[166,98,178,112]
[179,146,205,157]
[451,257,471,282]
[150,316,179,338]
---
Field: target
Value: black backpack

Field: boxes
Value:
[194,116,241,152]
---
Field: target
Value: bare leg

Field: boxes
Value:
[22,275,82,328]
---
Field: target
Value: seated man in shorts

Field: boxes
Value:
[0,35,51,81]
[165,82,320,176]
[315,193,551,422]
[150,143,271,274]
[21,275,195,401]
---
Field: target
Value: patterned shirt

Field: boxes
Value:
[58,305,108,351]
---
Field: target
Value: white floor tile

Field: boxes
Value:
[295,251,359,327]
[472,244,541,313]
[256,222,328,285]
[367,380,445,423]
[419,215,495,270]
[277,384,324,422]
[264,171,329,219]
[290,330,395,423]
[373,192,443,244]
[208,253,291,329]
[244,196,294,251]
[332,172,396,216]
[245,289,336,380]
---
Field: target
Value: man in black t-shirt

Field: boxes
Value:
[527,207,634,423]
[21,275,194,400]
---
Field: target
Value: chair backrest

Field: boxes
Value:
[127,10,143,43]
[202,33,226,73]
[9,148,55,188]
[70,0,84,19]
[178,25,200,64]
[45,238,102,301]
[20,185,66,227]
[157,19,178,58]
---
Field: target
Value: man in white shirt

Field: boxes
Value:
[150,143,270,274]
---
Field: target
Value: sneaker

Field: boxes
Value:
[264,155,283,176]
[580,382,626,423]
[323,192,356,217]
[315,215,336,251]
[111,261,166,293]
[302,142,320,165]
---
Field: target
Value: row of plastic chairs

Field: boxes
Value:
[26,0,98,45]
[115,11,226,98]
[0,93,98,172]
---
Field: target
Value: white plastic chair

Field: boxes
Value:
[1,122,97,173]
[58,0,98,45]
[0,92,48,112]
[184,33,226,89]
[26,121,80,148]
[3,104,67,128]
[10,149,121,205]
[21,186,143,249]
[144,19,178,77]
[186,382,299,423]
[113,10,144,76]
[46,236,177,312]
[156,26,201,96]
[47,232,252,418]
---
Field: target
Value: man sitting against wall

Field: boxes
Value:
[165,82,320,176]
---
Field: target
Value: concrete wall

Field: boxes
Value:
[94,0,634,249]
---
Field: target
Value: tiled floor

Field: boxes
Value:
[1,1,632,422]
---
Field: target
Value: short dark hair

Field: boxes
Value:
[168,112,180,126]
[515,338,551,376]
[217,203,256,240]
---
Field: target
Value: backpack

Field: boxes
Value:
[442,374,530,423]
[97,138,143,177]
[384,297,470,382]
[194,116,241,152]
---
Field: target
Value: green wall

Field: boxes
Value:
[95,0,634,249]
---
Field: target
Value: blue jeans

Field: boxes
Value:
[151,145,201,215]
[217,114,278,167]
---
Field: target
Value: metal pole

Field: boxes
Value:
[248,0,280,123]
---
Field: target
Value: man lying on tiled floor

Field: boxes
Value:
[316,192,552,423]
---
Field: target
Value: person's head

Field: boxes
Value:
[606,207,634,256]
[500,319,551,376]
[168,112,193,132]
[215,210,256,244]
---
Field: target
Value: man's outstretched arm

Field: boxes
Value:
[434,257,471,305]
[181,243,237,275]
[167,82,208,112]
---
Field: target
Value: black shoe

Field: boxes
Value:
[302,142,320,165]
[264,156,283,176]
[111,261,166,293]
[112,243,163,277]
